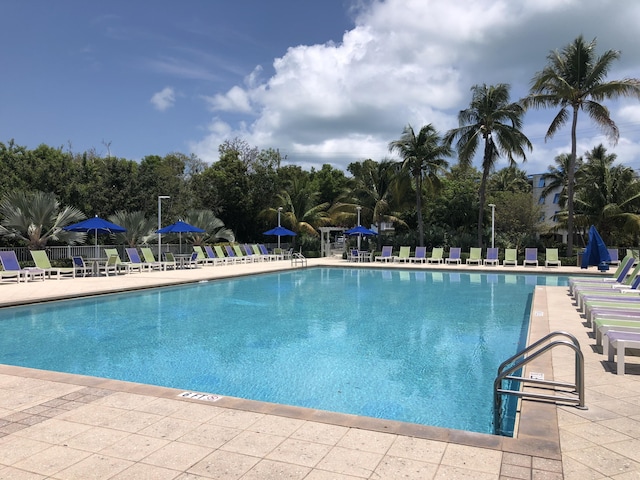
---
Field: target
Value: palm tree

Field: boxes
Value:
[274,177,331,237]
[445,83,532,248]
[523,35,640,256]
[346,159,408,249]
[0,190,85,249]
[388,124,451,247]
[184,209,235,245]
[540,153,584,209]
[110,210,157,247]
[574,145,640,244]
[489,166,531,194]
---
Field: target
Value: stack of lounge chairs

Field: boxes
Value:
[568,254,640,375]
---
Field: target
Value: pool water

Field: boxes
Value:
[0,268,568,434]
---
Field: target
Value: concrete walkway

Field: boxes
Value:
[0,257,637,479]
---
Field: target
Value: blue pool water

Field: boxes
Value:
[0,268,568,434]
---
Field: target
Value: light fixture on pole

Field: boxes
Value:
[488,203,496,248]
[356,206,362,251]
[277,206,283,249]
[158,195,170,257]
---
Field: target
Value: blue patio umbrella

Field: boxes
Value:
[63,215,127,257]
[344,225,377,236]
[263,226,297,237]
[581,225,611,269]
[157,220,205,254]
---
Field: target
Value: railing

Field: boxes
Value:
[291,252,307,267]
[493,331,586,436]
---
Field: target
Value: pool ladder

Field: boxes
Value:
[291,251,307,267]
[493,331,586,436]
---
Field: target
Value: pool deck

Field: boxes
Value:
[0,257,638,479]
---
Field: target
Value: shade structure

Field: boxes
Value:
[581,225,611,269]
[344,225,377,236]
[156,221,205,254]
[63,216,126,257]
[263,226,297,237]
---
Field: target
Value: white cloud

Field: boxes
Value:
[150,86,176,111]
[191,0,640,173]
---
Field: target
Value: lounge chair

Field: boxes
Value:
[215,245,235,264]
[627,248,640,265]
[466,247,482,265]
[193,246,215,266]
[126,247,160,272]
[427,247,443,264]
[0,251,44,282]
[604,330,640,375]
[251,244,268,261]
[445,248,461,265]
[244,244,262,262]
[204,245,226,265]
[30,250,75,279]
[225,245,246,263]
[484,248,499,266]
[375,246,393,262]
[608,248,620,266]
[233,245,254,263]
[104,248,142,273]
[98,254,120,276]
[545,248,561,267]
[523,248,538,267]
[394,246,411,263]
[72,256,91,277]
[258,244,278,261]
[574,272,640,310]
[410,246,427,264]
[141,247,175,270]
[569,255,635,294]
[503,248,518,266]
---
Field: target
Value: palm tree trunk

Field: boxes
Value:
[567,108,578,257]
[477,138,493,247]
[415,174,424,247]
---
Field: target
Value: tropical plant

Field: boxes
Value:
[0,190,85,249]
[183,209,235,245]
[523,35,640,256]
[110,210,157,247]
[445,83,532,248]
[574,145,640,245]
[274,177,331,238]
[388,124,451,247]
[540,153,584,209]
[488,166,531,194]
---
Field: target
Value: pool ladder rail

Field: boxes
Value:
[291,251,308,267]
[493,331,586,436]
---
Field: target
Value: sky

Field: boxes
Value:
[3,0,640,176]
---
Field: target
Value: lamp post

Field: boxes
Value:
[356,206,362,251]
[158,195,170,258]
[277,206,283,249]
[488,203,496,248]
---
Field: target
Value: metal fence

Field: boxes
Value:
[2,242,295,263]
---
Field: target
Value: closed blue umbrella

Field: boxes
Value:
[64,215,127,257]
[581,225,611,269]
[157,221,205,254]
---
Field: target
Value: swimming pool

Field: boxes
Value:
[0,268,568,435]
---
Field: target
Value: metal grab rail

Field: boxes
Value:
[494,331,587,436]
[291,252,307,267]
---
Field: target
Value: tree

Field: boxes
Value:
[388,124,451,247]
[110,210,157,247]
[574,144,640,245]
[488,166,531,194]
[0,191,85,249]
[540,153,583,209]
[445,83,532,248]
[523,35,640,256]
